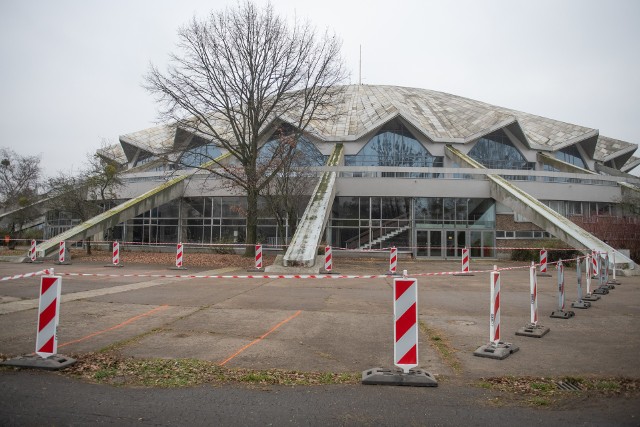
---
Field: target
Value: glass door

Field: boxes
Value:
[445,230,467,258]
[415,230,442,257]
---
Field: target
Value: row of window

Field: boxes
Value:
[129,120,588,173]
[496,230,552,239]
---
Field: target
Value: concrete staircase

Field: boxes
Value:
[280,144,343,268]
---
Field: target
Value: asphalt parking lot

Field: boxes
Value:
[1,255,638,380]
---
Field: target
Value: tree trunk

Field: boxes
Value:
[86,236,92,255]
[244,188,258,257]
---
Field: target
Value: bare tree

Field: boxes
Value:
[145,1,346,255]
[46,155,123,254]
[0,147,42,235]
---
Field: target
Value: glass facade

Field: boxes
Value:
[180,143,222,168]
[468,130,534,170]
[345,120,443,168]
[555,145,586,169]
[329,196,495,257]
[108,196,303,247]
[259,134,326,167]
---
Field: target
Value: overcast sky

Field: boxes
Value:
[1,0,639,177]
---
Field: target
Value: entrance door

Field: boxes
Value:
[416,230,442,257]
[445,230,467,258]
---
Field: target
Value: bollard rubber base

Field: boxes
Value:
[538,273,552,277]
[105,264,124,268]
[582,293,600,301]
[608,279,620,285]
[473,341,519,360]
[54,261,72,265]
[169,266,188,271]
[1,354,76,371]
[571,300,591,309]
[550,309,575,319]
[601,283,615,290]
[386,271,400,276]
[593,287,609,295]
[361,367,437,387]
[247,268,265,273]
[515,324,550,338]
[320,270,340,275]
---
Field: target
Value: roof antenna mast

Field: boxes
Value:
[359,44,362,85]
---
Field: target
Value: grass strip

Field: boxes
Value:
[419,320,462,375]
[61,352,360,388]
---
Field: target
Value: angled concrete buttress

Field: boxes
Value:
[282,144,343,267]
[446,146,635,267]
[36,155,229,258]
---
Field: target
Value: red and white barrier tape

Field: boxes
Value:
[1,269,53,282]
[0,256,588,282]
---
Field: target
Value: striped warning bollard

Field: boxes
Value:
[35,275,62,358]
[516,261,550,337]
[394,277,418,372]
[324,246,332,272]
[598,252,615,291]
[55,241,71,265]
[571,258,591,309]
[490,267,500,345]
[609,251,620,285]
[171,243,187,270]
[538,249,551,277]
[320,245,337,274]
[454,247,474,276]
[387,247,398,275]
[591,250,599,279]
[248,243,265,272]
[0,272,76,369]
[107,241,123,267]
[583,253,600,301]
[474,266,519,359]
[550,261,575,318]
[362,276,437,386]
[28,240,37,262]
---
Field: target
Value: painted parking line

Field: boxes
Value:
[58,304,170,349]
[219,310,302,366]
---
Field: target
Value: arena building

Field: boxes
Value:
[39,85,640,268]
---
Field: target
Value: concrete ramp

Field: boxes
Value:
[446,146,635,267]
[281,144,343,267]
[35,154,229,258]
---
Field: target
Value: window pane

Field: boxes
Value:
[468,130,532,170]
